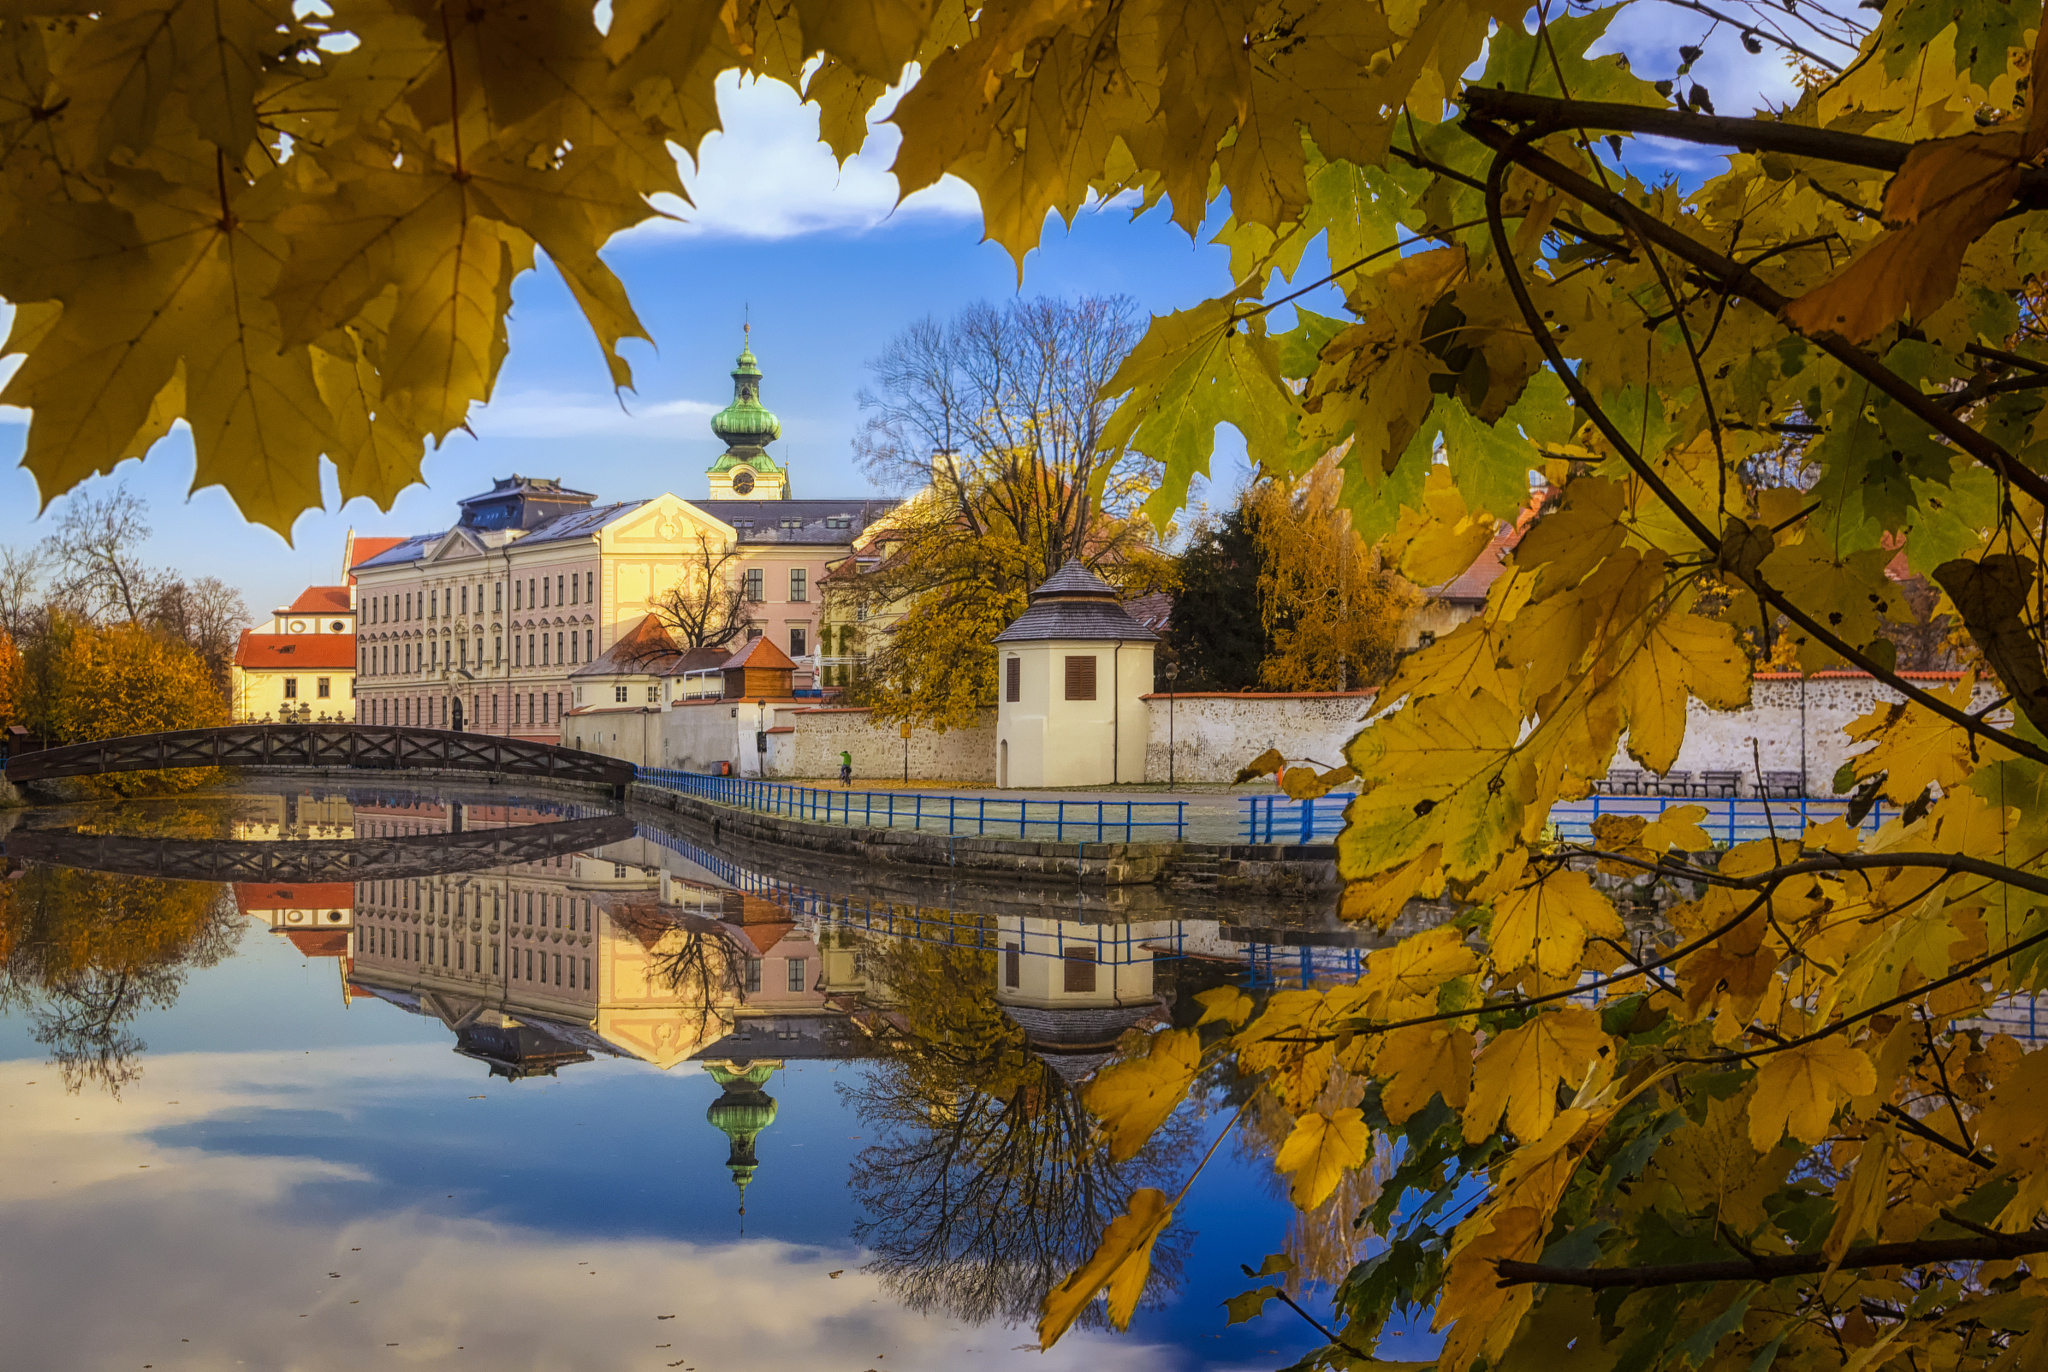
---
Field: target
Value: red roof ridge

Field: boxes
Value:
[287,586,353,615]
[723,635,796,670]
[235,631,356,670]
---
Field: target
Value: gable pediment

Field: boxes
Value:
[604,494,733,551]
[422,528,487,563]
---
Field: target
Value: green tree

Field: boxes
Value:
[1163,503,1267,691]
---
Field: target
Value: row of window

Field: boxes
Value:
[362,691,564,728]
[359,925,590,991]
[366,572,597,626]
[279,677,333,700]
[360,628,598,678]
[741,957,809,994]
[1003,656,1099,703]
[740,568,806,602]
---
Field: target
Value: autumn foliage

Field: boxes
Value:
[27,0,2048,1366]
[13,618,227,795]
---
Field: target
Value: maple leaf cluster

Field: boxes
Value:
[27,0,2048,1365]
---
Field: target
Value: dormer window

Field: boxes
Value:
[825,516,852,529]
[733,519,754,530]
[779,518,802,529]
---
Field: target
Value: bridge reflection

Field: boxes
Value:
[2,813,636,884]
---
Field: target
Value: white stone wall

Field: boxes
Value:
[1142,691,1377,783]
[763,706,997,783]
[610,671,1975,797]
[1633,673,1998,796]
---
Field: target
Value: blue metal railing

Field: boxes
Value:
[636,768,1187,841]
[1240,792,1892,846]
[1240,793,1358,844]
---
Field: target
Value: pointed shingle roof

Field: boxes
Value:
[992,559,1161,644]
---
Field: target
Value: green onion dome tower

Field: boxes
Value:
[707,325,790,499]
[705,1059,781,1222]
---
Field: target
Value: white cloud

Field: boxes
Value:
[0,1050,1175,1371]
[468,390,718,439]
[631,72,983,241]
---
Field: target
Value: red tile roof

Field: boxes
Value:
[285,930,351,958]
[236,882,356,911]
[722,635,796,671]
[346,537,405,582]
[234,632,357,670]
[288,586,353,615]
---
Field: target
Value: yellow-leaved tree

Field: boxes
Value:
[20,618,227,795]
[26,1,2048,1367]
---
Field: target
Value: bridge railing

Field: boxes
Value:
[635,768,1187,842]
[1240,792,1893,845]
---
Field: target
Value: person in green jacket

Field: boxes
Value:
[838,749,853,788]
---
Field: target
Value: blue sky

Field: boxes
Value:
[0,74,1251,621]
[0,14,1825,621]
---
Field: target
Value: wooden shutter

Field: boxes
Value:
[1063,946,1097,993]
[1063,655,1097,701]
[1005,657,1021,703]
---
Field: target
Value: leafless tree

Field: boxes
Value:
[0,544,45,640]
[842,1055,1196,1327]
[643,535,750,651]
[147,575,250,692]
[41,484,159,625]
[853,295,1153,583]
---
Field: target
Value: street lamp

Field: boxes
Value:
[1164,661,1180,791]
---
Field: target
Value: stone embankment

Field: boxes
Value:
[623,781,1338,893]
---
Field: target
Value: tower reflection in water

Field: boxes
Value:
[310,793,1221,1325]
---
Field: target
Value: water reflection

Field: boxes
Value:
[0,784,1363,1367]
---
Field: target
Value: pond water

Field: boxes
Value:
[0,782,1434,1372]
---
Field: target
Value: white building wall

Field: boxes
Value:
[762,707,996,783]
[1142,691,1376,784]
[996,640,1153,788]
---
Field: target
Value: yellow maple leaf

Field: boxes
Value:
[1465,1008,1611,1143]
[1844,672,2001,802]
[1342,687,1536,883]
[1377,1022,1475,1125]
[1435,1205,1544,1372]
[1783,130,2027,344]
[1823,1124,1896,1264]
[1975,1046,2048,1170]
[1082,1028,1201,1163]
[1639,804,1711,853]
[1354,925,1479,1020]
[1194,986,1254,1030]
[1274,1107,1373,1210]
[1748,1037,1878,1150]
[1037,1187,1174,1347]
[1488,868,1624,985]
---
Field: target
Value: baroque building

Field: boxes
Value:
[348,334,895,740]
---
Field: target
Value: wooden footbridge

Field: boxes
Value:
[2,813,638,883]
[2,723,636,789]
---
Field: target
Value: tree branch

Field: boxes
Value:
[1476,132,2048,770]
[1497,1231,2048,1289]
[1463,115,2048,512]
[1459,91,2048,198]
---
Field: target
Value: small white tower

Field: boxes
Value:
[993,561,1157,789]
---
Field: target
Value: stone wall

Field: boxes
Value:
[1141,691,1377,783]
[763,706,996,783]
[1640,672,1997,796]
